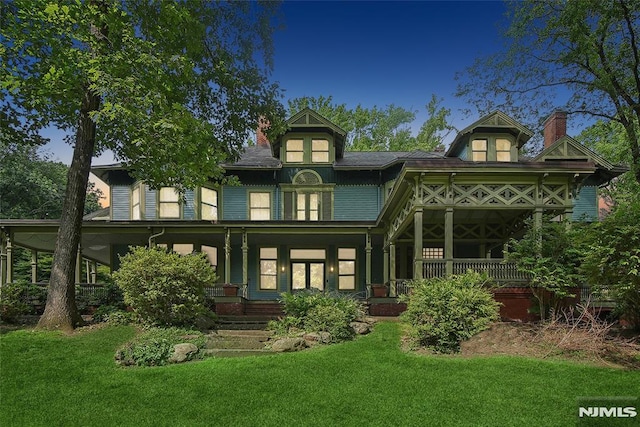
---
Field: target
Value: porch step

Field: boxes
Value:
[205,329,273,357]
[216,315,274,330]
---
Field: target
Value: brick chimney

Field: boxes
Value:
[543,110,567,148]
[256,117,270,148]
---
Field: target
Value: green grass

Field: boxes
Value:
[1,322,638,426]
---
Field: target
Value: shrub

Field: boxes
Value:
[270,290,364,342]
[304,305,354,342]
[401,271,501,354]
[0,281,31,322]
[115,327,207,367]
[113,246,216,327]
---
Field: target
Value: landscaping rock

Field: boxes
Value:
[351,321,372,335]
[303,332,332,344]
[169,343,199,363]
[271,337,308,352]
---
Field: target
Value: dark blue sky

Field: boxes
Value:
[273,0,507,114]
[44,0,509,165]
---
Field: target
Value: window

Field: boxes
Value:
[173,244,193,255]
[423,247,444,259]
[311,139,330,163]
[159,187,180,218]
[259,247,278,290]
[471,139,487,161]
[200,187,218,220]
[285,139,304,163]
[338,248,356,290]
[249,192,271,220]
[201,245,217,269]
[496,138,511,162]
[296,192,320,221]
[132,185,141,220]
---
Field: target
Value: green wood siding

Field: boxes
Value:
[334,186,380,220]
[184,189,196,219]
[111,185,130,220]
[222,186,247,220]
[573,185,598,222]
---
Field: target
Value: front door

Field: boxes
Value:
[291,262,325,291]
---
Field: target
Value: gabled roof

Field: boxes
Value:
[271,108,348,159]
[445,111,533,157]
[534,135,627,184]
[534,135,614,169]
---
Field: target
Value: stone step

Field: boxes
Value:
[206,329,273,351]
[203,348,273,358]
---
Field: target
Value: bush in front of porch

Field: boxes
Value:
[113,246,217,327]
[401,271,501,353]
[268,290,366,343]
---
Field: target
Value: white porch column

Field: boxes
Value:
[389,240,396,297]
[31,250,38,283]
[445,208,453,276]
[224,228,231,284]
[413,208,423,280]
[241,229,248,285]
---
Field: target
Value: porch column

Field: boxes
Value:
[6,236,13,284]
[365,230,372,285]
[1,235,7,286]
[383,245,389,286]
[31,250,38,283]
[241,229,248,285]
[413,208,423,279]
[534,207,543,229]
[564,206,573,226]
[75,244,82,284]
[90,262,97,284]
[445,208,453,276]
[224,228,231,284]
[389,240,396,297]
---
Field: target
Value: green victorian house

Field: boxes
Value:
[0,109,624,319]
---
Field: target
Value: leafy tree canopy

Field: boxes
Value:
[456,0,640,183]
[0,143,103,219]
[287,94,454,152]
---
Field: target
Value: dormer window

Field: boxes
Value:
[283,136,333,164]
[496,138,511,162]
[285,139,304,163]
[311,139,330,163]
[471,139,487,161]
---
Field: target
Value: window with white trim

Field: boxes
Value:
[259,247,278,290]
[159,187,180,218]
[338,248,356,290]
[249,192,271,220]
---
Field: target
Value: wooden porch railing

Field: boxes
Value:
[419,259,530,282]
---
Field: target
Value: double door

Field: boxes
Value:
[291,261,325,291]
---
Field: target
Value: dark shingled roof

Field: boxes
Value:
[224,147,445,170]
[223,145,282,169]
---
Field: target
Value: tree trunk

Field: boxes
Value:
[37,88,99,331]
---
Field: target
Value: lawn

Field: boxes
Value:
[1,322,638,427]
